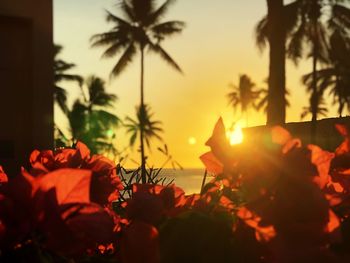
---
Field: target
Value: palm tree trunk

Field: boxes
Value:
[310,0,319,143]
[310,47,318,143]
[245,109,249,127]
[266,0,286,126]
[140,46,147,183]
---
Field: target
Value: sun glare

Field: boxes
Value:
[188,137,197,145]
[228,124,244,145]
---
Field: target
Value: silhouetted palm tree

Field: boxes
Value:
[257,0,350,138]
[68,76,120,154]
[54,44,83,115]
[227,74,260,125]
[255,0,289,125]
[91,0,185,183]
[303,29,350,117]
[125,104,163,151]
[256,85,290,114]
[300,96,328,120]
[285,0,329,135]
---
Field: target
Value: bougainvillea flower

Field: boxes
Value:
[33,168,91,205]
[54,141,90,168]
[308,145,335,189]
[200,117,344,261]
[335,124,350,155]
[0,167,117,255]
[28,142,123,206]
[29,141,90,174]
[237,207,276,242]
[204,117,240,171]
[199,151,224,175]
[121,220,160,263]
[86,155,123,205]
[126,190,164,224]
[126,184,186,224]
[0,166,8,184]
[37,187,115,256]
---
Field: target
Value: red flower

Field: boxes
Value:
[0,168,117,255]
[28,142,123,206]
[0,166,8,184]
[121,220,160,263]
[126,184,186,224]
[85,155,123,205]
[200,118,342,260]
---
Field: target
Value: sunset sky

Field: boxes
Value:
[54,0,338,168]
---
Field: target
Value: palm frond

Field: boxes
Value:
[54,86,68,115]
[110,43,137,77]
[105,9,132,25]
[147,0,177,25]
[287,17,306,64]
[151,20,185,41]
[148,42,182,73]
[255,16,268,52]
[331,4,350,29]
[55,73,83,86]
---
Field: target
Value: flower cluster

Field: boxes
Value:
[200,118,350,262]
[0,142,123,259]
[2,120,350,263]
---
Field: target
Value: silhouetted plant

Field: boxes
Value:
[255,80,291,114]
[68,75,120,154]
[91,0,185,183]
[303,28,350,117]
[255,0,287,125]
[227,74,260,125]
[300,95,328,120]
[125,104,163,150]
[54,44,83,115]
[257,0,350,137]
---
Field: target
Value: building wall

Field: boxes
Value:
[0,0,53,175]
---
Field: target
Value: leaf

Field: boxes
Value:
[164,144,168,155]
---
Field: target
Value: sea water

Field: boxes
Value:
[157,168,210,194]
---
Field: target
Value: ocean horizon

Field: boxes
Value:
[156,168,209,194]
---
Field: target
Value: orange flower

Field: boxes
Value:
[28,142,123,206]
[121,220,160,263]
[0,166,8,184]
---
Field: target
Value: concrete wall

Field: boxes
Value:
[0,0,53,175]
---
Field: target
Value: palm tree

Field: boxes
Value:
[285,0,329,141]
[54,44,83,115]
[256,85,291,114]
[91,0,185,183]
[255,0,288,125]
[300,95,328,120]
[227,74,260,125]
[257,0,350,138]
[68,76,120,154]
[303,29,350,117]
[125,104,163,151]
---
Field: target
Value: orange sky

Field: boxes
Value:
[54,0,338,168]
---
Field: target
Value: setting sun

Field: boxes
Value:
[228,124,244,145]
[188,136,197,145]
